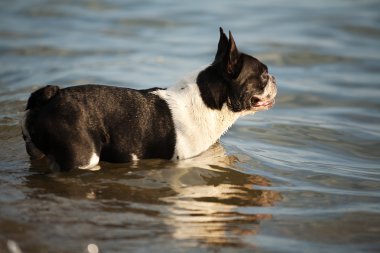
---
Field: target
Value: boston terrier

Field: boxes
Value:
[22,28,277,171]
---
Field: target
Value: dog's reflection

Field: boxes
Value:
[161,143,281,246]
[26,143,281,247]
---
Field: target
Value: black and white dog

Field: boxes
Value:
[22,28,277,171]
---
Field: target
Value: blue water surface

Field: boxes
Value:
[0,0,380,252]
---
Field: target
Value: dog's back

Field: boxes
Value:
[22,28,277,171]
[23,85,175,170]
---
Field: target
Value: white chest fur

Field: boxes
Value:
[152,72,249,160]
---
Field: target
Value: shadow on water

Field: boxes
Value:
[9,143,282,251]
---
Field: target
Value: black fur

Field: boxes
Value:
[25,85,175,170]
[26,85,60,110]
[23,27,275,171]
[198,28,270,112]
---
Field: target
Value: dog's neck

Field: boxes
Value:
[153,71,250,160]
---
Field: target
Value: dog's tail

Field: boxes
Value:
[26,85,60,110]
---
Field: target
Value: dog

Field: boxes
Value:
[21,28,277,171]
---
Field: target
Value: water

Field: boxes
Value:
[1,0,380,252]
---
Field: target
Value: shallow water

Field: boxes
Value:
[1,0,380,252]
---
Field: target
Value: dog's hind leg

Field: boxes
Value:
[46,136,101,171]
[78,152,100,171]
[48,148,100,171]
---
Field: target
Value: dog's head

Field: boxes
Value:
[197,28,277,113]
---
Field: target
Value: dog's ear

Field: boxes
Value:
[214,28,241,78]
[226,31,240,77]
[214,27,229,62]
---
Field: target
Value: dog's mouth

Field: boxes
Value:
[250,96,275,110]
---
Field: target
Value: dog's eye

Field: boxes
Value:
[260,71,269,83]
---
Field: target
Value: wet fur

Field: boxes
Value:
[22,28,277,171]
